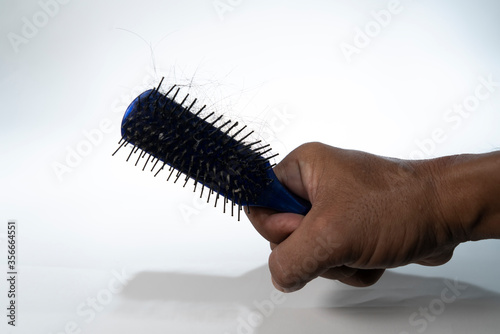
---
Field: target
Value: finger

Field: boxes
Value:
[336,269,385,287]
[416,248,455,267]
[319,266,358,280]
[273,151,310,201]
[245,144,316,244]
[272,276,306,292]
[246,207,304,244]
[320,267,385,287]
[268,209,346,292]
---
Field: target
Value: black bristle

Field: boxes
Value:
[114,80,277,219]
[154,163,165,177]
[223,121,238,136]
[238,201,242,221]
[236,130,254,145]
[192,104,206,119]
[214,191,220,208]
[184,156,195,181]
[265,163,277,170]
[174,170,182,183]
[171,87,180,101]
[143,154,152,171]
[135,150,145,166]
[126,145,136,162]
[253,144,270,152]
[193,168,200,193]
[195,111,214,128]
[156,77,165,92]
[165,85,176,96]
[210,120,231,136]
[257,147,272,157]
[199,183,205,199]
[207,188,212,204]
[172,94,189,117]
[229,124,246,141]
[167,167,175,181]
[179,98,196,118]
[205,115,223,132]
[151,158,160,172]
[246,140,261,148]
[237,140,261,153]
[266,153,279,161]
[112,140,127,156]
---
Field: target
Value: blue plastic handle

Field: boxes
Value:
[255,166,312,215]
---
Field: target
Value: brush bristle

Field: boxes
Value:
[113,80,277,219]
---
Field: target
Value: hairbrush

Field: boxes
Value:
[113,78,311,220]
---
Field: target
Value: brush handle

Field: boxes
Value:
[253,166,312,215]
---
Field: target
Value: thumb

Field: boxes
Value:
[273,150,311,202]
[268,209,345,292]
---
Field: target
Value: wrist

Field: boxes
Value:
[427,152,500,242]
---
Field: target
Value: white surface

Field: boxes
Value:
[1,0,500,333]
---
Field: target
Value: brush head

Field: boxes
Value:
[114,83,277,218]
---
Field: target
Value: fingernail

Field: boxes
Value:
[271,278,286,292]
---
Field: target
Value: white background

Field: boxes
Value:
[1,0,500,333]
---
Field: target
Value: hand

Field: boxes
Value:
[246,142,499,292]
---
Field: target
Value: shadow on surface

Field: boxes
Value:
[85,266,500,334]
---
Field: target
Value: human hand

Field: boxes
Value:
[246,142,498,292]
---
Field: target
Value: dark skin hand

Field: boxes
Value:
[246,142,500,292]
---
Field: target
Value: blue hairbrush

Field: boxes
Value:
[113,79,311,220]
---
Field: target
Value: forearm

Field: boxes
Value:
[429,151,500,242]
